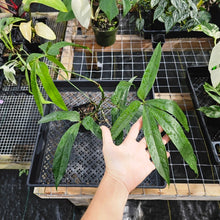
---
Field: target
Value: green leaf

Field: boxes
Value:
[164,16,174,33]
[47,41,91,56]
[198,105,220,118]
[149,106,198,176]
[30,67,43,115]
[26,53,44,63]
[23,0,67,12]
[203,82,220,104]
[142,104,170,184]
[136,18,145,31]
[122,0,131,16]
[111,77,136,108]
[57,0,75,23]
[147,99,189,131]
[53,123,80,187]
[99,0,119,21]
[32,61,68,111]
[137,43,161,100]
[111,100,141,140]
[153,5,165,21]
[151,0,160,8]
[39,111,80,124]
[82,116,102,139]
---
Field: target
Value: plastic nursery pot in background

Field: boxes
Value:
[92,16,119,47]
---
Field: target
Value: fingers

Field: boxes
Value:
[126,117,143,140]
[100,126,114,146]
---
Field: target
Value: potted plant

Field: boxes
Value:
[32,43,198,187]
[57,0,133,47]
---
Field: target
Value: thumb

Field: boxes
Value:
[100,126,114,146]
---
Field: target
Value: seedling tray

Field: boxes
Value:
[27,80,167,188]
[186,66,220,163]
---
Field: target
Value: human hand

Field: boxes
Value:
[101,117,170,193]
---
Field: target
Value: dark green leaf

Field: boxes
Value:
[137,43,161,100]
[82,116,102,139]
[56,0,75,22]
[53,123,80,187]
[39,111,80,124]
[30,67,43,115]
[164,16,174,33]
[47,41,91,56]
[153,5,164,21]
[111,100,141,140]
[149,106,198,175]
[99,0,119,21]
[142,104,170,184]
[198,105,220,118]
[111,77,136,108]
[147,99,189,131]
[33,61,68,111]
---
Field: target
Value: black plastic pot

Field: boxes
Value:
[92,17,119,47]
[186,66,220,163]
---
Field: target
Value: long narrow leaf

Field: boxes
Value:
[53,123,80,187]
[34,61,68,111]
[30,67,43,115]
[149,106,198,175]
[147,99,189,131]
[142,104,170,184]
[82,116,102,139]
[137,43,161,101]
[198,105,220,118]
[39,111,80,124]
[111,100,141,140]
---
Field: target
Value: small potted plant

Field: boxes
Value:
[57,0,133,47]
[33,43,198,187]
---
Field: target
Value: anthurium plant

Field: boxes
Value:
[39,43,198,187]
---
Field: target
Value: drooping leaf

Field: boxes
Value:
[122,0,131,16]
[111,100,141,140]
[82,116,102,139]
[57,0,75,23]
[153,5,164,21]
[149,105,198,176]
[23,0,68,12]
[32,61,68,111]
[35,22,56,40]
[99,0,119,21]
[142,104,170,184]
[71,0,91,29]
[30,66,43,115]
[137,43,161,101]
[0,62,16,84]
[39,111,80,124]
[208,42,220,88]
[198,105,220,118]
[136,18,145,31]
[47,41,91,56]
[151,0,160,8]
[19,20,32,43]
[164,15,174,33]
[53,123,80,187]
[147,99,189,131]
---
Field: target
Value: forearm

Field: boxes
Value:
[81,172,129,220]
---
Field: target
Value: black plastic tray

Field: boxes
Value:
[186,66,220,163]
[27,80,167,188]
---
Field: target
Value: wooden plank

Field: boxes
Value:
[57,19,77,80]
[0,155,30,169]
[34,183,220,203]
[155,93,194,110]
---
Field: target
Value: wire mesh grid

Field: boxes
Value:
[31,88,165,188]
[66,12,220,189]
[0,14,66,165]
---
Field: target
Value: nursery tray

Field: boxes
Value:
[186,66,220,163]
[27,80,167,188]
